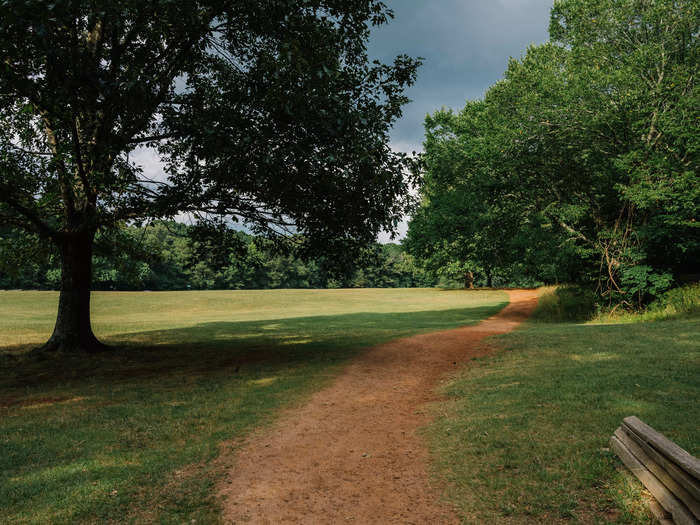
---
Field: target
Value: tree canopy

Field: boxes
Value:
[0,0,420,352]
[407,0,699,305]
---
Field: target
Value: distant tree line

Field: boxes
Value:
[406,0,699,307]
[0,222,436,291]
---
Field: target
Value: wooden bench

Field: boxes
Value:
[611,416,700,525]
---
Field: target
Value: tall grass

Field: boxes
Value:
[596,283,700,323]
[531,283,700,324]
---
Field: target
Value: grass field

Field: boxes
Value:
[0,288,508,524]
[427,290,700,524]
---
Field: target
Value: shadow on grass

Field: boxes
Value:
[1,303,506,393]
[1,302,507,524]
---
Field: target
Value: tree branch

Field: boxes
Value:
[0,188,60,240]
[127,133,181,145]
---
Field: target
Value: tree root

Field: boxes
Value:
[31,335,112,356]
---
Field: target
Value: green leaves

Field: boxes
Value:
[0,0,419,256]
[408,0,699,305]
[621,265,674,307]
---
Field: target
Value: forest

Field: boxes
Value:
[406,0,699,308]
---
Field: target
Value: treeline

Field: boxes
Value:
[406,0,699,307]
[0,222,436,290]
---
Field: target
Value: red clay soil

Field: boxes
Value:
[218,289,539,524]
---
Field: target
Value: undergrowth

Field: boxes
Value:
[595,283,700,323]
[530,285,597,323]
[532,283,700,324]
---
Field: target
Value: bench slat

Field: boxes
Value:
[622,421,700,503]
[615,427,700,520]
[610,435,698,525]
[623,416,700,481]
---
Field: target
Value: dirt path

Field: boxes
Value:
[218,289,539,524]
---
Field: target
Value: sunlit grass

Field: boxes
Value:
[0,288,506,351]
[427,299,699,524]
[0,288,508,524]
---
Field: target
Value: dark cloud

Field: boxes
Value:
[369,0,554,153]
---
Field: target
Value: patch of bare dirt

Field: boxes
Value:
[218,290,539,524]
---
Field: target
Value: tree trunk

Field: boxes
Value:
[35,230,108,354]
[464,270,474,289]
[486,269,493,288]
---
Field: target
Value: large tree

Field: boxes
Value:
[0,0,419,353]
[405,103,534,289]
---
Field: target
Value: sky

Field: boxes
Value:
[370,0,554,155]
[370,0,554,241]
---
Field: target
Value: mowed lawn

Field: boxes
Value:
[0,288,508,524]
[427,309,699,524]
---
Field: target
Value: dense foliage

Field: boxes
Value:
[0,222,435,291]
[0,0,420,351]
[406,0,699,306]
